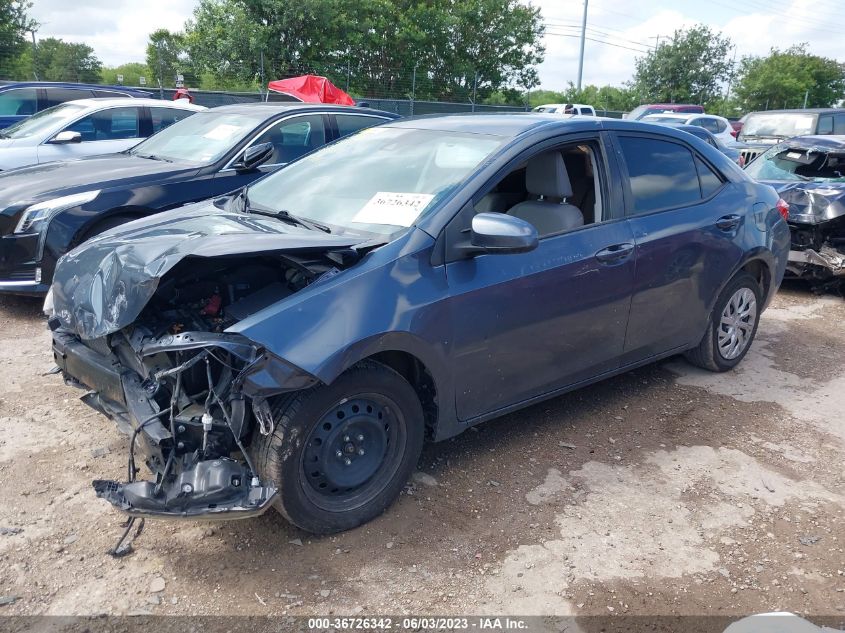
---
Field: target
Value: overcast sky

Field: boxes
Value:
[29,0,845,90]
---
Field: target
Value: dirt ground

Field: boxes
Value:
[0,282,843,627]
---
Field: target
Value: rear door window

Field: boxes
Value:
[334,113,388,139]
[834,114,845,135]
[45,87,96,107]
[618,136,706,214]
[0,88,38,116]
[149,106,195,134]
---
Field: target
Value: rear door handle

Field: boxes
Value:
[716,214,741,231]
[595,242,634,263]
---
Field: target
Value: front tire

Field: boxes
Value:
[252,361,425,534]
[685,271,761,372]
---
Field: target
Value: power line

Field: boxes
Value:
[546,22,656,50]
[545,30,652,54]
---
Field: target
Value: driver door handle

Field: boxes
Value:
[595,242,634,264]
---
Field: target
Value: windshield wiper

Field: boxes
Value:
[237,187,331,233]
[135,153,173,163]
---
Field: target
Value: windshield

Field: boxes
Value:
[130,110,267,164]
[740,113,817,139]
[1,103,87,139]
[745,143,845,182]
[246,126,505,236]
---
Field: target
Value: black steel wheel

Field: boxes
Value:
[252,361,424,534]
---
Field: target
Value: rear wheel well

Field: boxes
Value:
[741,259,770,298]
[367,351,438,441]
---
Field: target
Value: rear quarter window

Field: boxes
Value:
[0,87,38,116]
[618,136,720,215]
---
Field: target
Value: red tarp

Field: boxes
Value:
[267,75,355,105]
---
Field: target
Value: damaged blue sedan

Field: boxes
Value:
[47,115,790,533]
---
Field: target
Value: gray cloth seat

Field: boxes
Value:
[508,152,584,236]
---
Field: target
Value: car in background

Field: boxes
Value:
[625,103,705,120]
[533,103,597,116]
[0,98,204,171]
[45,114,789,533]
[0,81,151,129]
[641,113,736,145]
[744,135,845,286]
[0,103,397,294]
[653,122,746,166]
[737,108,845,165]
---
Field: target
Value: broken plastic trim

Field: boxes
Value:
[93,469,277,521]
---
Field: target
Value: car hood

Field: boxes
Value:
[0,153,199,206]
[763,180,845,225]
[50,200,367,340]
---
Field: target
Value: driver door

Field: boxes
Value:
[38,106,145,163]
[444,134,636,421]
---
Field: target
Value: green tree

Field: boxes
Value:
[733,45,845,111]
[100,62,151,87]
[17,37,101,82]
[630,25,734,106]
[0,0,35,79]
[183,0,545,99]
[146,28,197,89]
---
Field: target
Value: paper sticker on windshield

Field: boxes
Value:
[352,192,434,227]
[203,124,241,141]
[786,151,803,160]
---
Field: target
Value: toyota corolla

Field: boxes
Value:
[46,115,790,535]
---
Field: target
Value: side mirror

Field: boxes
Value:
[459,212,539,256]
[49,131,82,145]
[234,142,274,172]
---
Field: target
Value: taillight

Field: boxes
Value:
[776,198,790,221]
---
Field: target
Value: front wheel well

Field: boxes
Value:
[76,208,149,245]
[366,351,438,441]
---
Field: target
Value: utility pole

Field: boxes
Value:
[345,54,351,92]
[471,71,478,112]
[157,41,165,99]
[652,35,661,49]
[803,89,809,109]
[724,46,737,100]
[30,30,38,80]
[259,50,265,96]
[576,0,589,91]
[410,65,416,115]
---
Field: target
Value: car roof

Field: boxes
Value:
[640,103,702,108]
[209,102,398,118]
[778,135,845,150]
[383,113,716,140]
[56,97,205,111]
[0,81,150,94]
[747,108,845,115]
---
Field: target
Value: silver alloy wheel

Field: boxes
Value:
[718,287,757,360]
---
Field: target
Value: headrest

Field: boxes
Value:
[525,152,573,199]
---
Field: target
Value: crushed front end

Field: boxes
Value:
[47,232,356,520]
[781,184,845,283]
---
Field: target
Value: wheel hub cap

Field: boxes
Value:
[717,287,757,360]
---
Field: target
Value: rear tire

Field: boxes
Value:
[685,271,761,372]
[252,361,425,534]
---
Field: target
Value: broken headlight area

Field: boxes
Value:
[787,214,845,282]
[51,254,328,520]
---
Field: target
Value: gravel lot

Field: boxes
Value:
[0,283,843,624]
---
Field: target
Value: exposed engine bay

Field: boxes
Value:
[50,250,353,525]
